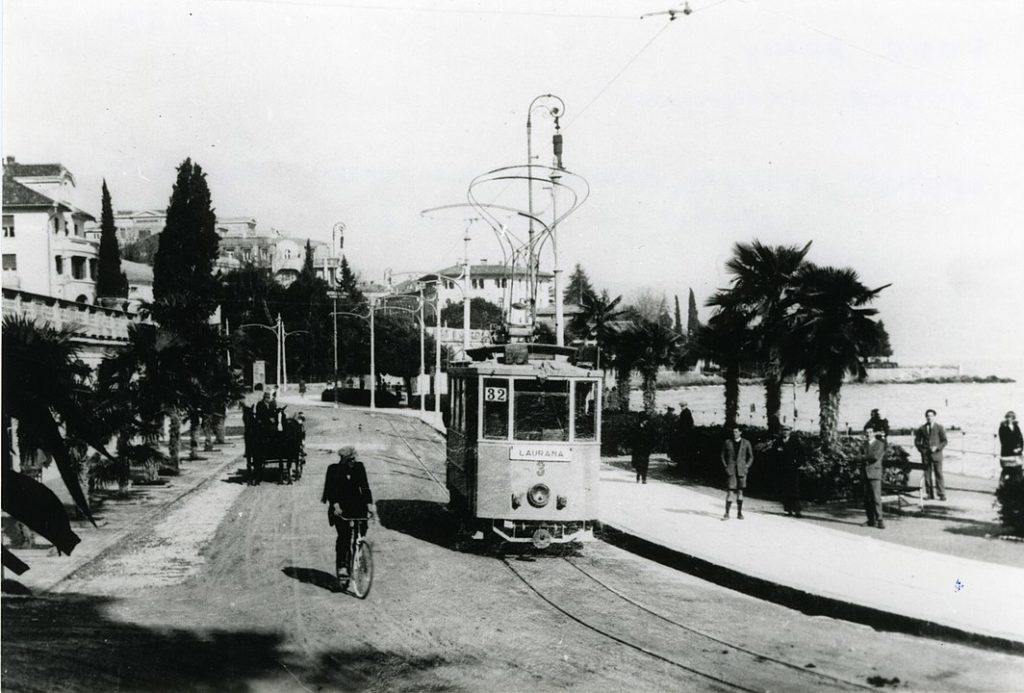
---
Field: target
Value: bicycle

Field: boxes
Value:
[336,513,374,598]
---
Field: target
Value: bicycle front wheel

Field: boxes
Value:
[350,541,374,599]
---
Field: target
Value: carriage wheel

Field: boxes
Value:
[350,541,374,599]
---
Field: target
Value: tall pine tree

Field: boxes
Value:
[565,263,597,306]
[673,294,683,336]
[153,158,220,330]
[95,180,128,300]
[687,288,700,338]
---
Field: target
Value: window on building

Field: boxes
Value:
[88,258,98,279]
[54,256,64,275]
[2,215,14,238]
[52,216,61,234]
[2,254,17,271]
[71,256,87,280]
[482,377,510,440]
[514,379,569,442]
[498,278,508,288]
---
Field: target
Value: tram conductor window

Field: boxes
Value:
[514,379,569,441]
[575,381,598,440]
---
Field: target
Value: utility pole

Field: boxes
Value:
[462,224,471,356]
[434,278,442,416]
[419,283,426,413]
[369,297,376,411]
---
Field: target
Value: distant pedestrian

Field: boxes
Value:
[631,411,653,484]
[998,411,1023,485]
[721,427,753,520]
[298,379,307,398]
[862,426,886,529]
[914,409,948,501]
[669,401,695,465]
[772,425,803,517]
[863,409,890,438]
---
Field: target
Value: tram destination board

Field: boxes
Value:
[509,445,573,462]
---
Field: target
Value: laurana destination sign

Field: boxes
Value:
[509,446,574,462]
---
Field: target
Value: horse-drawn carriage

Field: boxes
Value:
[242,403,306,485]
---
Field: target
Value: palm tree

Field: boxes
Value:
[572,290,626,369]
[787,265,889,448]
[695,308,755,430]
[627,320,683,414]
[1,316,113,571]
[708,240,811,432]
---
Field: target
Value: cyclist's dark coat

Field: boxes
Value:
[321,461,373,524]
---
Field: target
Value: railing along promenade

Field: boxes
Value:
[2,289,135,366]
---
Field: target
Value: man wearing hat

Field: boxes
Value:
[772,425,804,517]
[322,446,375,579]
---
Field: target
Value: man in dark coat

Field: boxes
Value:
[670,402,695,465]
[772,425,803,517]
[631,412,653,484]
[914,409,948,501]
[863,426,886,529]
[322,446,375,578]
[721,427,754,520]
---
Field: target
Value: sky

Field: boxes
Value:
[3,0,1022,369]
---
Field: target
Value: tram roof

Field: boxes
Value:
[450,344,601,379]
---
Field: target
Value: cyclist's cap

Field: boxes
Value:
[337,446,357,460]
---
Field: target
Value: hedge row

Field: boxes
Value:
[602,409,910,502]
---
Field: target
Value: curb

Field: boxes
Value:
[598,522,1024,656]
[38,441,246,594]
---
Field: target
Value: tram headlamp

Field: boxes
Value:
[527,483,550,508]
[556,495,567,510]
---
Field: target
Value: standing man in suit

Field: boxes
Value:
[721,427,754,520]
[914,409,948,501]
[773,425,803,517]
[863,426,886,529]
[322,446,375,580]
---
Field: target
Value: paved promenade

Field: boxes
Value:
[600,463,1024,649]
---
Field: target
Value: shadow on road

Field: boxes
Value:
[1,592,454,690]
[376,499,460,550]
[282,566,340,593]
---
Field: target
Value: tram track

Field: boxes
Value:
[502,556,876,693]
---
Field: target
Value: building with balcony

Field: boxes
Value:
[413,263,555,326]
[2,157,99,304]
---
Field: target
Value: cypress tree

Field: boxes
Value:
[687,288,700,338]
[95,180,128,299]
[301,239,317,282]
[153,158,220,330]
[673,294,683,336]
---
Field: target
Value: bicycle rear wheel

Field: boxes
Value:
[350,541,374,599]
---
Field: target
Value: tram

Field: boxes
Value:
[446,342,602,549]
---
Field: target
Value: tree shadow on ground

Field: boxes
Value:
[281,566,340,593]
[1,592,454,692]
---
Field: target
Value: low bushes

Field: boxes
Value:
[320,388,402,408]
[602,409,910,502]
[996,473,1024,536]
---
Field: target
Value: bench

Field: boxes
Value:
[882,461,928,512]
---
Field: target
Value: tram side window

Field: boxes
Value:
[482,377,509,440]
[514,379,569,442]
[574,380,598,441]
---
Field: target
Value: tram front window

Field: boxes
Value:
[574,380,598,441]
[514,379,569,441]
[482,377,509,440]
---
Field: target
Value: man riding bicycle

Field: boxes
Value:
[321,446,375,581]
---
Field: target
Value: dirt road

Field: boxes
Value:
[3,407,1023,692]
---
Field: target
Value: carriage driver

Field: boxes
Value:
[321,446,375,580]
